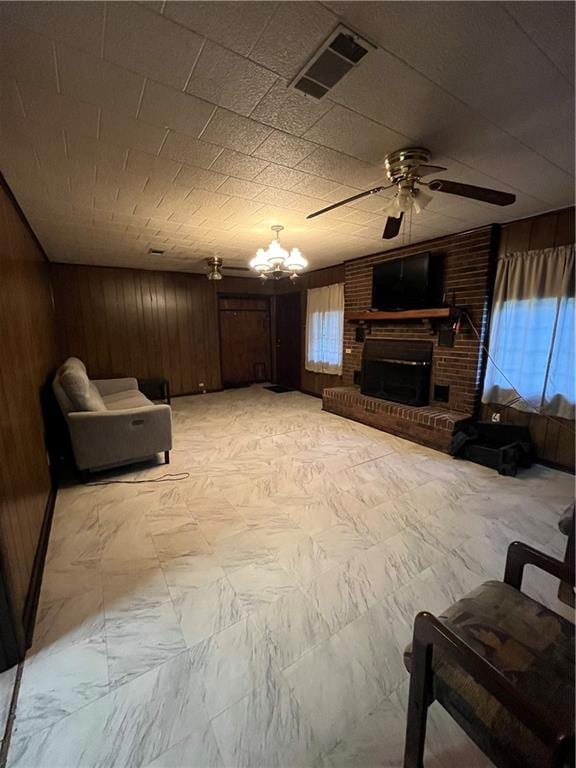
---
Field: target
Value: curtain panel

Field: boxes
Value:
[482,245,575,420]
[305,283,345,375]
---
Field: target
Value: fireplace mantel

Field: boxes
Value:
[345,307,461,322]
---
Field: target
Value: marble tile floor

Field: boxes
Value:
[2,385,574,767]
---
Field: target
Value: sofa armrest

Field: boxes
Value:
[67,404,172,470]
[92,377,139,396]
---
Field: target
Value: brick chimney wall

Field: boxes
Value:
[342,225,498,415]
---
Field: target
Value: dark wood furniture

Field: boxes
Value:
[404,542,575,768]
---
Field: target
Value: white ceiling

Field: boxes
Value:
[0,1,574,274]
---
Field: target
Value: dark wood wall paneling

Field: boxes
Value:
[51,265,222,396]
[480,207,575,471]
[0,177,58,659]
[342,227,496,415]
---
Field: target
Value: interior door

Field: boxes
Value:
[219,297,272,386]
[275,292,301,390]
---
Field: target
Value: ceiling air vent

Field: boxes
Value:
[290,25,375,100]
[148,248,165,256]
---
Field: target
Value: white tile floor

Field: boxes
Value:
[2,386,573,767]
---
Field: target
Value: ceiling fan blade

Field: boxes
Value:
[413,164,447,178]
[383,212,403,239]
[428,179,516,206]
[306,185,392,219]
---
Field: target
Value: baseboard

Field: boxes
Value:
[22,479,58,649]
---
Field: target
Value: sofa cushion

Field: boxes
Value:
[404,581,574,768]
[102,391,152,410]
[60,367,106,412]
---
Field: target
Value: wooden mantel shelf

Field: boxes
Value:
[345,307,459,322]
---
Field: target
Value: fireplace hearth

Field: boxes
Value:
[361,339,433,406]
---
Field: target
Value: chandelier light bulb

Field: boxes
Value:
[249,225,308,279]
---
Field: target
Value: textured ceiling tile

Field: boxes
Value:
[201,109,272,154]
[173,165,227,192]
[1,1,104,56]
[100,112,167,155]
[250,78,332,136]
[249,1,337,79]
[104,2,203,89]
[253,164,306,191]
[216,177,264,199]
[160,131,223,169]
[331,1,574,170]
[18,82,100,138]
[304,105,409,166]
[67,135,128,175]
[138,80,215,137]
[505,1,574,84]
[125,149,182,183]
[164,1,277,56]
[210,150,269,180]
[252,130,316,167]
[296,146,382,188]
[1,22,58,93]
[290,174,341,198]
[57,44,146,118]
[185,40,277,117]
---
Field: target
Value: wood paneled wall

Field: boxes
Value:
[51,265,222,396]
[481,207,575,471]
[0,177,58,654]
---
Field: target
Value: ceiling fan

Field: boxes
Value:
[306,147,516,239]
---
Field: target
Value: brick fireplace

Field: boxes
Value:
[322,225,498,451]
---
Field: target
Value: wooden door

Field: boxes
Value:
[219,297,272,386]
[275,292,301,390]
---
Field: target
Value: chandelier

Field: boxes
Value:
[249,225,308,281]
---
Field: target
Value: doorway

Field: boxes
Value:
[219,296,272,387]
[275,292,302,390]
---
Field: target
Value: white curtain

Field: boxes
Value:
[305,283,345,375]
[482,245,575,419]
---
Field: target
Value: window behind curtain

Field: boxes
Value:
[305,283,344,375]
[482,245,575,420]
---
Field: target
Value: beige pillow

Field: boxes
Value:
[60,368,105,412]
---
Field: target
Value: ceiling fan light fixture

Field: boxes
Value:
[206,256,223,281]
[412,188,432,214]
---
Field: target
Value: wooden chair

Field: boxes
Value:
[403,542,575,768]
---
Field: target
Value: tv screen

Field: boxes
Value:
[371,253,443,311]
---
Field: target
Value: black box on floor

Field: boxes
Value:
[449,420,533,476]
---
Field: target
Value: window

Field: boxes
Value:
[305,283,344,375]
[482,245,575,420]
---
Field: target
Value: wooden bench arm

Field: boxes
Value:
[504,541,575,591]
[406,612,570,767]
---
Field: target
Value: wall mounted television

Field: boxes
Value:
[371,252,444,311]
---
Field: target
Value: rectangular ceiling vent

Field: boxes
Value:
[290,24,376,100]
[148,248,165,256]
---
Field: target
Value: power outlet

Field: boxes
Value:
[199,382,207,394]
[491,412,501,423]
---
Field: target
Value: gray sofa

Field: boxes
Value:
[53,357,172,476]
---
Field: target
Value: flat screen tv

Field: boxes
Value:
[371,253,443,311]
